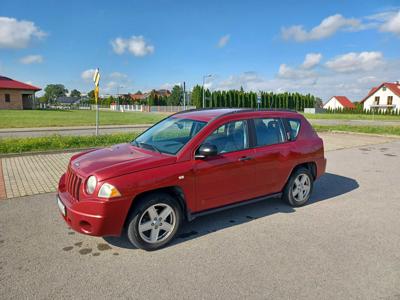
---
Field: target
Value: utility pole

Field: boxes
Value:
[183,81,186,110]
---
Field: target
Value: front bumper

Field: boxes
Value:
[57,190,132,237]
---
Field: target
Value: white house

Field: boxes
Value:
[323,96,356,110]
[361,81,400,111]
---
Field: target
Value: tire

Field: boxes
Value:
[126,192,182,251]
[283,167,314,207]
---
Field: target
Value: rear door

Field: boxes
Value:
[194,119,259,211]
[251,117,293,195]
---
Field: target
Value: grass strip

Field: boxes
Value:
[0,133,139,154]
[313,125,400,136]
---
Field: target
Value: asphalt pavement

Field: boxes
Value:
[0,141,400,299]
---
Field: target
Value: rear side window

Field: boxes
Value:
[253,118,285,147]
[286,119,301,140]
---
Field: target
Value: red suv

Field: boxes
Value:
[57,109,326,250]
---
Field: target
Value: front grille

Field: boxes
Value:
[66,167,82,201]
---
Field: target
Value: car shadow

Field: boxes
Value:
[104,172,359,250]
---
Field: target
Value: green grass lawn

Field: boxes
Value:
[0,110,168,129]
[303,113,400,120]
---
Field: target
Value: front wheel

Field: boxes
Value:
[283,168,314,207]
[126,193,182,251]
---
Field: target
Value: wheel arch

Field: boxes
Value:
[123,186,189,229]
[284,161,317,188]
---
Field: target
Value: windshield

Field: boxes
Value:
[133,117,207,154]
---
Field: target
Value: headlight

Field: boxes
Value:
[86,176,97,194]
[98,183,121,198]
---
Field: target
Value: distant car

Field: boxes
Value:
[57,109,326,250]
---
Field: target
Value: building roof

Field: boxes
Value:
[0,76,41,91]
[360,82,400,103]
[130,93,147,101]
[330,96,356,109]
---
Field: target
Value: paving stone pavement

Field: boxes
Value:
[1,152,75,199]
[0,132,398,200]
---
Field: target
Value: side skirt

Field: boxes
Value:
[187,192,282,221]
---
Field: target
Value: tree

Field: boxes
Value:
[70,89,81,98]
[44,84,68,103]
[190,85,202,108]
[168,85,182,106]
[314,97,323,108]
[87,90,95,100]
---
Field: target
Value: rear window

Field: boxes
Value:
[253,118,285,147]
[286,119,301,140]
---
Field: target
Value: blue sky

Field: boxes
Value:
[0,0,399,101]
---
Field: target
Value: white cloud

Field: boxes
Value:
[302,53,322,69]
[380,10,400,36]
[276,53,321,80]
[282,14,361,42]
[211,54,400,103]
[81,69,96,81]
[160,82,181,90]
[0,17,46,49]
[325,51,384,73]
[109,72,128,79]
[19,54,43,64]
[278,64,316,80]
[217,34,230,48]
[111,36,154,57]
[217,72,263,90]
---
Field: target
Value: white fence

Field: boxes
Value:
[110,104,196,113]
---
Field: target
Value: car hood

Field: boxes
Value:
[70,143,176,180]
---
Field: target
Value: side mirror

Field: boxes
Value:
[195,144,218,159]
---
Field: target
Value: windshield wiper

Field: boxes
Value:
[135,141,161,154]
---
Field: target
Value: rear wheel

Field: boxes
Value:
[283,168,313,207]
[126,192,182,251]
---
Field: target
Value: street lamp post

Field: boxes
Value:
[116,85,124,111]
[202,74,212,108]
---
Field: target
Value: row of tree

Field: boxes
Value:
[39,83,318,111]
[325,106,400,115]
[190,86,317,110]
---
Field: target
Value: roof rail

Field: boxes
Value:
[172,107,227,116]
[173,107,297,115]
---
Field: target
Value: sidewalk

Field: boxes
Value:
[0,132,398,200]
[0,152,75,199]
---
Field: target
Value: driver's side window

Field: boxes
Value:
[203,120,249,154]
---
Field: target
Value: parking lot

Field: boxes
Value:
[1,133,400,299]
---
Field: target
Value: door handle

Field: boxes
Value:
[238,156,252,161]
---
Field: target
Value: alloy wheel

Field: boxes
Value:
[292,173,311,202]
[138,204,176,244]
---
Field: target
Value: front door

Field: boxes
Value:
[22,94,33,109]
[194,120,259,211]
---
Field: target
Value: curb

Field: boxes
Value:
[0,147,98,158]
[0,160,6,200]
